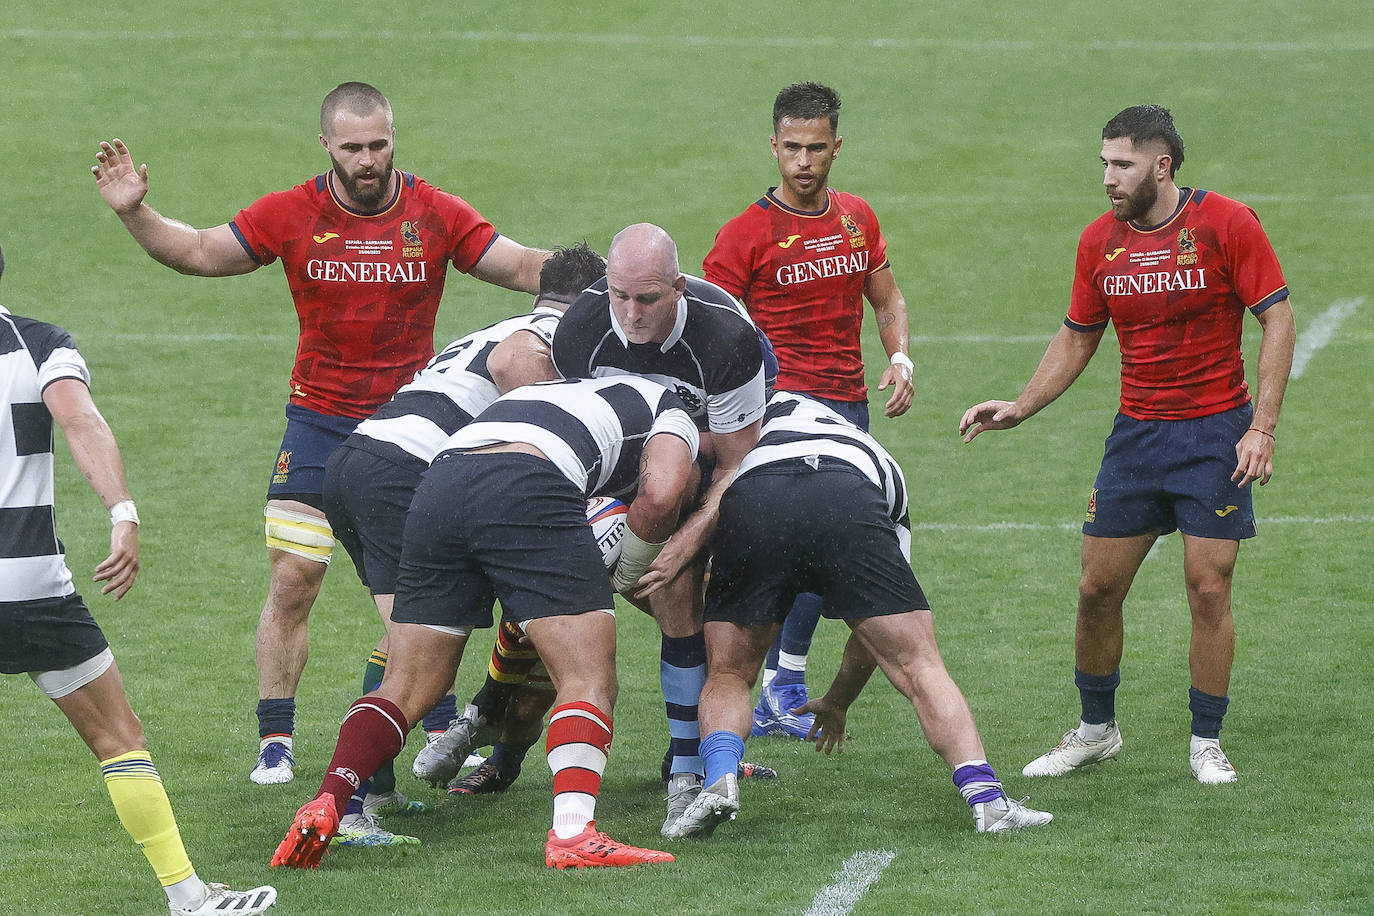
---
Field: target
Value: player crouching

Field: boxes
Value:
[665,393,1052,838]
[272,376,697,869]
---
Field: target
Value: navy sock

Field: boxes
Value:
[780,593,823,656]
[762,637,781,675]
[422,693,459,734]
[489,740,532,780]
[1075,668,1121,725]
[256,697,296,741]
[773,593,823,687]
[1188,686,1230,739]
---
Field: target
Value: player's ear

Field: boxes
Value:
[833,135,843,158]
[318,133,329,151]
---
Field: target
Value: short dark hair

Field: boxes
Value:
[1103,105,1185,176]
[321,82,392,134]
[540,242,605,300]
[773,82,841,133]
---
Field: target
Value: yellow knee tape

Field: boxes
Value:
[264,506,334,563]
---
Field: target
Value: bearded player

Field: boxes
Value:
[961,105,1296,785]
[92,81,549,787]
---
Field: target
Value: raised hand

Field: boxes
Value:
[91,138,149,215]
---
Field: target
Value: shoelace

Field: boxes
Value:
[343,811,384,832]
[260,743,292,766]
[1195,746,1232,769]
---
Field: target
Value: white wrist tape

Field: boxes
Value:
[110,500,140,526]
[889,351,914,377]
[611,526,668,594]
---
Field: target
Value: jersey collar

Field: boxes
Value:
[1129,187,1191,233]
[325,169,404,218]
[765,186,833,218]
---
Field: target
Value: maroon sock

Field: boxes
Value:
[318,695,410,812]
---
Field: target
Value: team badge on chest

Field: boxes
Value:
[1176,227,1198,266]
[401,220,424,258]
[841,213,866,249]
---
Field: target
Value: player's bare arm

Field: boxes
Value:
[635,420,761,598]
[865,267,914,418]
[91,139,259,278]
[960,324,1104,442]
[796,633,878,754]
[613,433,697,602]
[1233,298,1296,487]
[488,330,558,393]
[43,378,140,600]
[468,236,550,295]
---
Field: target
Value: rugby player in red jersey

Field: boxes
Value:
[703,82,913,739]
[961,105,1296,785]
[92,82,549,801]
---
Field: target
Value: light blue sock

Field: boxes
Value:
[701,730,745,788]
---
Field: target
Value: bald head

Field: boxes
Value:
[604,223,687,345]
[608,223,680,282]
[320,81,393,136]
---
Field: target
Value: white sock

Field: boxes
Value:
[777,651,808,674]
[1078,720,1112,740]
[1190,735,1220,755]
[260,735,292,752]
[165,874,208,909]
[760,668,776,690]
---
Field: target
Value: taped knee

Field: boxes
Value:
[264,505,334,564]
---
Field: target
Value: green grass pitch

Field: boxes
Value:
[1,2,1371,913]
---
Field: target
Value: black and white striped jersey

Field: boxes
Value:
[441,376,700,499]
[1,307,90,603]
[739,391,911,557]
[550,274,768,434]
[349,306,562,469]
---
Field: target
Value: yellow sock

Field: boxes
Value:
[100,750,195,886]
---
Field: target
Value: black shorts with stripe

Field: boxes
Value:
[0,592,109,675]
[322,441,425,595]
[706,460,927,627]
[391,452,613,630]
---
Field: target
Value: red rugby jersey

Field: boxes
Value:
[704,187,889,402]
[1067,189,1288,421]
[231,171,497,419]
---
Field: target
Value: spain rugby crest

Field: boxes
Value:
[273,450,292,485]
[1176,227,1198,266]
[401,220,424,258]
[841,213,866,249]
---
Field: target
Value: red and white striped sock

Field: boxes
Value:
[546,701,612,839]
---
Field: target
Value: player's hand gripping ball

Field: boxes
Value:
[586,497,628,570]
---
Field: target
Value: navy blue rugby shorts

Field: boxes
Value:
[1083,403,1256,540]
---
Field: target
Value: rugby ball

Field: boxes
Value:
[586,497,628,570]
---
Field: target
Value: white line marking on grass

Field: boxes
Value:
[3,29,1372,53]
[911,515,1374,533]
[105,331,1056,346]
[877,192,1374,208]
[803,850,897,916]
[105,332,286,344]
[1291,297,1364,379]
